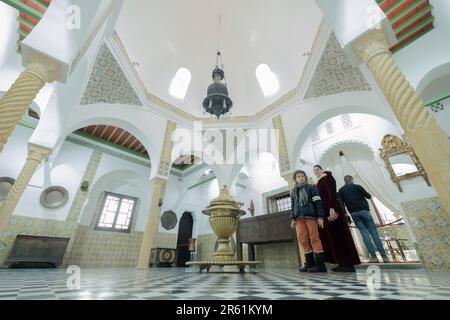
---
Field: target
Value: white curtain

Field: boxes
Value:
[320,143,402,215]
[321,151,345,188]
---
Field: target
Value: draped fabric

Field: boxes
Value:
[316,173,361,266]
[320,143,401,215]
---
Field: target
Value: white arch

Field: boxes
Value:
[61,105,157,174]
[79,168,150,227]
[416,62,450,97]
[291,103,398,169]
[318,140,375,164]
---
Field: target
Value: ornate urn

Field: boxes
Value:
[202,186,246,261]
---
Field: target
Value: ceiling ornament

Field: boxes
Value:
[81,44,142,106]
[305,33,371,100]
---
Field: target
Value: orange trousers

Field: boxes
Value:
[295,219,324,253]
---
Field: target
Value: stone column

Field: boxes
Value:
[0,143,51,233]
[0,62,57,154]
[272,116,306,263]
[137,177,167,268]
[62,150,103,266]
[137,120,177,268]
[353,29,450,215]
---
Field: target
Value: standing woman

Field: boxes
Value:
[313,165,361,272]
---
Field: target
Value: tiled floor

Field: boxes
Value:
[0,267,449,300]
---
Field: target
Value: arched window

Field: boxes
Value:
[256,64,279,97]
[169,67,191,99]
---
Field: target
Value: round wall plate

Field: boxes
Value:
[0,177,15,201]
[161,210,178,230]
[40,186,69,209]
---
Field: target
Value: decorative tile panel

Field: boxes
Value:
[81,45,142,106]
[0,216,70,266]
[67,226,143,268]
[153,232,177,249]
[255,242,299,269]
[430,102,445,113]
[401,197,450,271]
[305,33,371,99]
[341,114,353,129]
[196,234,217,261]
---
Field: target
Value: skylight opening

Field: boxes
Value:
[169,67,191,99]
[256,64,279,97]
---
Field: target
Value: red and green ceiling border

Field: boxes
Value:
[1,0,52,51]
[376,0,435,52]
[74,126,149,160]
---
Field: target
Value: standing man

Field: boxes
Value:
[338,175,389,263]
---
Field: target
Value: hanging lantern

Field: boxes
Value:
[202,51,233,119]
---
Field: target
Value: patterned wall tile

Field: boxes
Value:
[81,45,142,106]
[0,216,70,266]
[153,232,177,249]
[401,197,450,271]
[430,102,445,113]
[196,234,217,261]
[67,225,143,268]
[254,242,299,269]
[305,33,371,99]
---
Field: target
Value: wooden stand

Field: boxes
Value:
[186,260,262,273]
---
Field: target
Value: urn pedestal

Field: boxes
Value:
[187,187,261,272]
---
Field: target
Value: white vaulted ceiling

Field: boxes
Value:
[115,0,323,117]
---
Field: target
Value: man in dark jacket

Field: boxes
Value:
[338,176,389,263]
[290,170,326,272]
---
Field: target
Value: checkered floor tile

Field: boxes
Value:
[0,267,449,300]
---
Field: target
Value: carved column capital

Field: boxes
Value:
[27,143,52,163]
[352,28,391,64]
[282,172,296,190]
[25,54,59,83]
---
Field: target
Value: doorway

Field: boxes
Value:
[176,212,193,267]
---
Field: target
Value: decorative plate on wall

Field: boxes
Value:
[160,210,178,230]
[0,177,15,201]
[40,186,69,209]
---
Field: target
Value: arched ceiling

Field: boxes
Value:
[74,125,149,159]
[115,0,323,118]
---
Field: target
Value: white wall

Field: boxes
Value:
[394,29,450,90]
[431,0,450,36]
[0,3,19,73]
[0,125,92,221]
